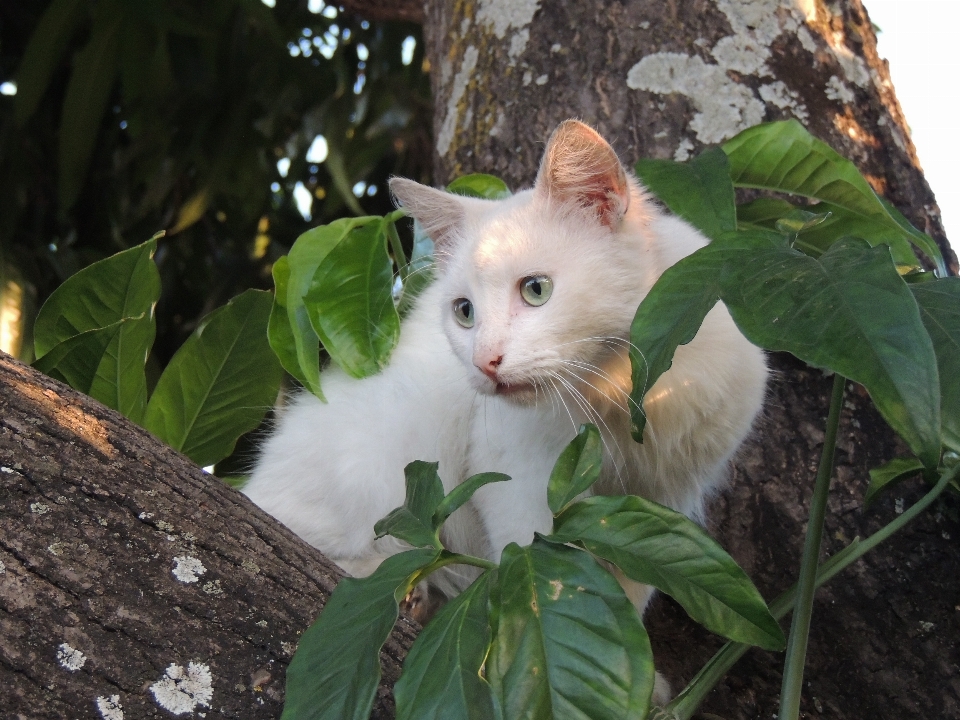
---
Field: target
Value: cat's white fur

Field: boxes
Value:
[244,121,767,615]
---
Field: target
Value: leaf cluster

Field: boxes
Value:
[283,425,785,720]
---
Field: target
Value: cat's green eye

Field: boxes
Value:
[453,298,475,328]
[520,275,553,307]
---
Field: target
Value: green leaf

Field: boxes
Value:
[865,457,925,507]
[911,277,960,454]
[267,256,313,390]
[628,235,739,439]
[738,197,923,267]
[446,174,512,200]
[547,424,603,514]
[284,216,381,397]
[33,320,128,394]
[58,5,125,210]
[487,540,654,720]
[635,147,736,240]
[33,238,160,423]
[629,234,942,467]
[395,573,495,720]
[550,495,785,650]
[375,461,446,549]
[303,217,400,378]
[724,237,941,467]
[14,0,86,124]
[282,548,439,720]
[722,119,944,273]
[434,472,512,531]
[144,289,282,467]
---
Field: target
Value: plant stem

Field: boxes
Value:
[664,450,958,720]
[777,372,845,719]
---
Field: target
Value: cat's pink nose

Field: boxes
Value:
[478,355,503,381]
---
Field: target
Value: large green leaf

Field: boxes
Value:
[722,120,944,274]
[628,235,740,440]
[282,548,439,720]
[447,174,512,200]
[33,238,160,423]
[547,424,603,514]
[911,277,960,453]
[58,2,126,210]
[550,495,785,649]
[629,234,942,467]
[267,256,313,390]
[725,237,940,467]
[284,216,382,397]
[375,461,446,550]
[395,573,495,720]
[304,217,400,378]
[143,289,281,467]
[635,147,736,241]
[736,198,922,267]
[14,0,86,124]
[33,320,128,395]
[487,541,654,720]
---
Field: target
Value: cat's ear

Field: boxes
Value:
[389,177,465,259]
[535,120,630,228]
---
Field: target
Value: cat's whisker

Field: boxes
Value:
[553,369,628,482]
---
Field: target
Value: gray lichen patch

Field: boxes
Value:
[56,642,86,671]
[172,555,206,584]
[150,661,214,715]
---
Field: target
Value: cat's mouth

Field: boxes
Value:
[495,381,536,396]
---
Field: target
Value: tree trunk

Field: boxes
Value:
[0,352,417,719]
[421,0,960,718]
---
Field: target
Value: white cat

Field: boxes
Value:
[244,120,767,619]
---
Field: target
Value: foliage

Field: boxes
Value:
[1,0,430,374]
[31,234,281,468]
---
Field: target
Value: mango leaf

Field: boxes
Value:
[285,216,381,397]
[282,548,439,720]
[550,495,785,649]
[434,472,511,531]
[635,147,736,240]
[144,289,281,467]
[267,256,313,390]
[395,573,495,720]
[547,424,603,514]
[447,174,511,200]
[33,320,128,395]
[911,277,960,453]
[722,119,944,274]
[304,217,400,378]
[58,3,125,210]
[33,238,160,423]
[375,461,446,550]
[487,540,654,720]
[865,457,925,507]
[726,237,941,467]
[14,0,86,124]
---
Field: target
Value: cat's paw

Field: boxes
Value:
[399,581,442,625]
[652,671,672,706]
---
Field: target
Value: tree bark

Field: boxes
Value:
[0,352,417,719]
[420,0,960,718]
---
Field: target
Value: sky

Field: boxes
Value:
[863,0,959,249]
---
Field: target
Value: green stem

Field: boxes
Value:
[385,215,409,282]
[778,372,845,719]
[665,462,958,720]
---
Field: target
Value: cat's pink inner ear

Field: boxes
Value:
[536,120,630,229]
[389,177,465,259]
